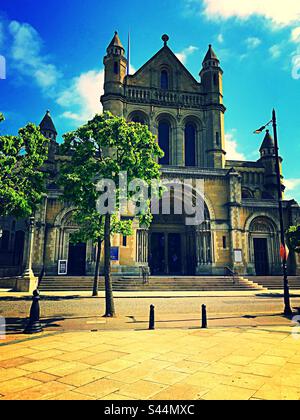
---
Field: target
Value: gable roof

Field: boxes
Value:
[127,45,200,86]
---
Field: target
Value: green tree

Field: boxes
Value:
[59,112,163,316]
[287,225,300,254]
[0,113,49,218]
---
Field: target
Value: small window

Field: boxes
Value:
[216,132,220,146]
[222,236,227,249]
[122,236,127,247]
[213,74,218,86]
[114,62,119,75]
[161,70,169,90]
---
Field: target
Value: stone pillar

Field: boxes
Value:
[175,125,184,167]
[227,169,244,274]
[17,217,38,293]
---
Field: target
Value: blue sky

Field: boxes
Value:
[0,0,300,201]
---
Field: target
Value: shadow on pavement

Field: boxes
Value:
[5,317,66,335]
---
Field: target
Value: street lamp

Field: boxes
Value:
[254,109,293,317]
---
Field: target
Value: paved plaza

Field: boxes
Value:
[0,323,300,400]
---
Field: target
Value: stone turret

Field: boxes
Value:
[259,130,284,199]
[101,31,128,115]
[39,110,57,162]
[200,45,226,169]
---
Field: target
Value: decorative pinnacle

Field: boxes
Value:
[162,34,169,47]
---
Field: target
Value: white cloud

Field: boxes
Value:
[8,20,61,90]
[217,34,224,44]
[291,27,300,43]
[245,37,262,49]
[57,69,104,123]
[290,28,300,79]
[175,45,198,64]
[292,51,300,79]
[200,0,300,27]
[269,44,282,59]
[284,179,300,201]
[225,131,246,161]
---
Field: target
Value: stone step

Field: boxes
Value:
[39,275,265,292]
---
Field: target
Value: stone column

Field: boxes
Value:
[175,125,184,166]
[17,217,38,293]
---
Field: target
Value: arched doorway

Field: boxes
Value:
[249,217,278,275]
[60,211,87,276]
[149,190,212,276]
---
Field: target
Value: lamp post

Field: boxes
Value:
[254,109,293,317]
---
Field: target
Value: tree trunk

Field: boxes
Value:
[104,214,116,317]
[92,237,102,297]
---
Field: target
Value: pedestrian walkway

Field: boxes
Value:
[1,289,299,299]
[0,325,299,400]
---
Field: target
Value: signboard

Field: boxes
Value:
[110,247,119,262]
[58,260,68,276]
[234,249,243,264]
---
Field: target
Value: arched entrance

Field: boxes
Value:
[59,211,87,276]
[149,192,212,276]
[249,216,279,275]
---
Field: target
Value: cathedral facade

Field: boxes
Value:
[1,32,300,285]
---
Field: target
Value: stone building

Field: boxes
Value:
[1,32,300,288]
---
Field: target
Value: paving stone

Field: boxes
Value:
[1,381,74,400]
[0,377,41,395]
[152,383,208,400]
[145,369,188,385]
[74,379,121,399]
[202,385,255,400]
[254,384,300,400]
[80,351,128,366]
[43,361,91,377]
[167,360,206,374]
[223,373,267,390]
[58,368,108,387]
[26,350,64,360]
[94,359,137,373]
[20,358,63,373]
[26,372,59,383]
[117,380,166,400]
[0,368,28,382]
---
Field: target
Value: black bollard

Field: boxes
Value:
[202,304,208,329]
[149,305,155,330]
[24,290,43,334]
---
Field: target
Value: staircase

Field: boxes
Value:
[39,276,265,292]
[246,276,300,290]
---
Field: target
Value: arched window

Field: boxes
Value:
[160,70,169,90]
[185,123,196,167]
[158,121,170,165]
[131,115,145,125]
